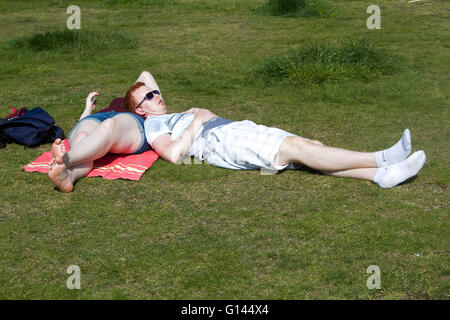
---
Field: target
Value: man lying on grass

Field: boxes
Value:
[121,71,426,189]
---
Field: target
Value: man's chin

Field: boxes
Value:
[154,107,167,115]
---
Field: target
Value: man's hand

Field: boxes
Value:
[184,108,217,124]
[152,108,217,164]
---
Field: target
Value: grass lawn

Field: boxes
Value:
[0,0,448,299]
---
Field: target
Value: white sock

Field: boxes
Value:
[374,150,426,188]
[375,129,411,167]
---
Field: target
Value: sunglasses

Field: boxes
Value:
[135,90,160,109]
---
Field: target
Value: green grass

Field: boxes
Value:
[254,38,402,84]
[0,0,449,299]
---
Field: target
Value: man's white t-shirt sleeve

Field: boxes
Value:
[144,117,171,146]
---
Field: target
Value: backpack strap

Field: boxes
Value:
[5,106,27,120]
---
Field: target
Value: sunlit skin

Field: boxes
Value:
[47,71,174,192]
[133,85,168,117]
[47,91,145,192]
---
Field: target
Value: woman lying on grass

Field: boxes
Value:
[47,72,161,192]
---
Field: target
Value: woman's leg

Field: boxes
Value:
[60,113,143,167]
[48,114,143,192]
[47,139,94,192]
[67,119,100,148]
[47,119,99,192]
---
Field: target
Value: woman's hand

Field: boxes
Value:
[184,108,217,124]
[80,92,99,120]
[85,92,98,112]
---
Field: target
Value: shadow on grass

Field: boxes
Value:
[278,166,421,189]
[275,164,323,176]
[397,175,418,187]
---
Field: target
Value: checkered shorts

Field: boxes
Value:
[193,120,296,170]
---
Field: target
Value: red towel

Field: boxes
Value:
[24,140,159,181]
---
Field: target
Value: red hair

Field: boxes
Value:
[124,81,146,112]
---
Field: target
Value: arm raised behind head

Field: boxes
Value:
[136,71,163,102]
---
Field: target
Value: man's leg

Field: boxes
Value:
[325,151,427,188]
[324,168,378,181]
[292,139,378,181]
[276,136,377,172]
[275,136,426,188]
[277,128,412,171]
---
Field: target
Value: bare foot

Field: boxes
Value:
[48,162,74,193]
[51,138,67,165]
[48,139,73,192]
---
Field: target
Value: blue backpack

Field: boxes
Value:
[0,107,65,148]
